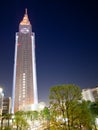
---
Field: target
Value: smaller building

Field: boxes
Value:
[0,88,4,115]
[82,88,95,102]
[2,97,12,115]
[82,87,98,102]
[91,86,98,101]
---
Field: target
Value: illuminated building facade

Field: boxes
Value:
[91,86,98,101]
[0,88,4,115]
[82,88,95,102]
[12,9,38,113]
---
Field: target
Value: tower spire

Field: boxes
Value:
[25,8,27,15]
[20,8,30,25]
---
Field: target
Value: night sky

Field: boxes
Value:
[0,0,97,104]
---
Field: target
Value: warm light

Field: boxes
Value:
[0,88,3,93]
[38,102,45,111]
[96,118,98,125]
[20,10,30,25]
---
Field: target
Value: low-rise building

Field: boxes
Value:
[82,86,98,102]
[2,97,11,115]
[0,87,4,115]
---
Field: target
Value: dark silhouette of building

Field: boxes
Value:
[2,97,11,115]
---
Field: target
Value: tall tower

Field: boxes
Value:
[12,9,38,113]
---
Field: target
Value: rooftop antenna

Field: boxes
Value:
[25,8,27,15]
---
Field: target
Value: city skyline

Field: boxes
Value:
[0,1,98,104]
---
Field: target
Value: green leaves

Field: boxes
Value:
[49,84,92,130]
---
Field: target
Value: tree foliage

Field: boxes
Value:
[14,111,29,130]
[88,101,98,129]
[49,84,92,130]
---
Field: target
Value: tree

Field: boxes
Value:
[0,115,4,130]
[73,100,92,130]
[32,111,39,120]
[89,101,98,130]
[3,113,12,127]
[25,110,39,129]
[49,84,92,130]
[90,101,98,116]
[40,107,50,129]
[42,107,50,120]
[0,113,13,130]
[26,111,33,121]
[14,111,29,130]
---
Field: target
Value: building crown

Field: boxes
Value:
[20,9,30,25]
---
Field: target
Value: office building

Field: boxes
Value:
[90,87,98,101]
[82,88,95,102]
[12,9,38,113]
[2,97,11,115]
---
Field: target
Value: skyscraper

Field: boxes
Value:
[12,9,38,113]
